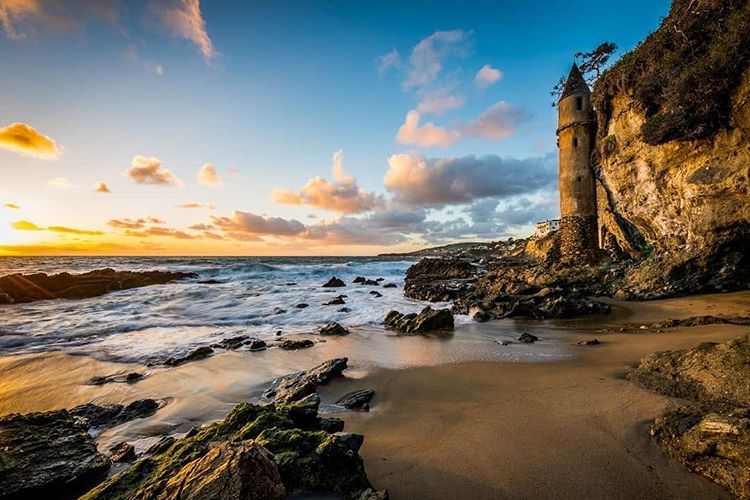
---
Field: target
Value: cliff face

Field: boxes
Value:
[593,0,750,259]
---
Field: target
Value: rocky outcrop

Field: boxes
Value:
[0,268,196,304]
[144,442,286,500]
[322,277,346,288]
[319,322,349,336]
[82,395,386,500]
[628,334,750,405]
[279,339,315,351]
[264,358,349,403]
[164,346,214,366]
[0,410,111,498]
[591,0,750,278]
[336,390,375,411]
[383,306,454,334]
[69,399,161,430]
[629,334,750,497]
[404,258,477,302]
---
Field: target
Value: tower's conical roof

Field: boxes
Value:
[560,63,590,100]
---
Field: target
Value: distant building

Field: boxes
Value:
[534,219,560,239]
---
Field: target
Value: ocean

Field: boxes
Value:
[0,256,460,364]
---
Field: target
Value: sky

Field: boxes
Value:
[0,0,671,256]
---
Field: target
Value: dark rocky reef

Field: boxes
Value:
[0,268,197,305]
[264,358,349,403]
[0,399,162,499]
[628,334,750,497]
[83,363,386,500]
[383,306,454,334]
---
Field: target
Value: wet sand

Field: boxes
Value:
[0,291,747,498]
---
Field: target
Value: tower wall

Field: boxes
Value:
[557,91,599,260]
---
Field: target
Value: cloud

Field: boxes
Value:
[272,150,381,214]
[94,181,111,193]
[4,203,20,210]
[384,153,557,207]
[147,0,214,62]
[124,226,196,239]
[108,218,146,229]
[211,211,306,237]
[47,225,104,236]
[227,167,239,177]
[177,202,215,209]
[11,219,42,231]
[0,122,61,159]
[377,48,400,75]
[462,101,524,140]
[404,29,470,89]
[196,163,221,186]
[124,44,164,76]
[11,219,102,235]
[188,223,214,230]
[0,0,120,40]
[416,93,465,116]
[126,155,182,187]
[147,216,165,224]
[474,64,502,87]
[47,177,74,189]
[395,110,459,148]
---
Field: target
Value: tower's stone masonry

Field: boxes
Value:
[556,64,599,261]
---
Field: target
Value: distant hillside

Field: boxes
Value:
[379,239,527,258]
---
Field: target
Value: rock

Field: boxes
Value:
[0,410,111,498]
[274,308,287,315]
[69,399,161,430]
[338,307,352,313]
[353,276,367,283]
[83,399,383,500]
[370,291,383,297]
[109,441,136,462]
[577,339,600,346]
[469,306,491,322]
[325,296,346,305]
[376,278,385,282]
[246,339,268,351]
[383,283,397,288]
[383,306,454,334]
[362,279,379,286]
[320,417,346,433]
[651,405,750,499]
[322,277,346,288]
[517,332,539,344]
[320,322,349,336]
[88,371,144,385]
[295,303,309,308]
[146,442,286,500]
[279,339,314,351]
[264,357,348,403]
[0,268,197,304]
[145,436,176,456]
[213,335,250,350]
[357,488,391,500]
[336,390,375,411]
[165,346,214,366]
[628,333,750,405]
[199,279,224,284]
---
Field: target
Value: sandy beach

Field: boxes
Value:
[0,290,747,498]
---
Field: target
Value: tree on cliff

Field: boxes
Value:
[551,42,617,106]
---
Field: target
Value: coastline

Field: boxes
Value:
[0,290,747,498]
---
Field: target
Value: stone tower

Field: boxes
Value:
[556,63,598,260]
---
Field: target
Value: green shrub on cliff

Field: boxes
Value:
[593,0,750,145]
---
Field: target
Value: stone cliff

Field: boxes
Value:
[592,0,750,261]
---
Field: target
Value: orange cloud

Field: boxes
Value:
[109,218,146,229]
[124,227,196,239]
[196,163,221,186]
[147,0,214,62]
[126,155,182,187]
[272,150,381,214]
[47,177,74,189]
[462,101,524,141]
[11,220,42,231]
[0,0,120,40]
[396,110,459,148]
[47,225,104,236]
[0,122,61,159]
[94,181,111,193]
[4,203,20,210]
[211,211,305,237]
[177,202,215,209]
[474,64,503,87]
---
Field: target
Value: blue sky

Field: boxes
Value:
[0,0,671,255]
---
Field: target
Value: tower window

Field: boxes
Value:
[576,97,583,110]
[573,137,578,148]
[577,176,582,182]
